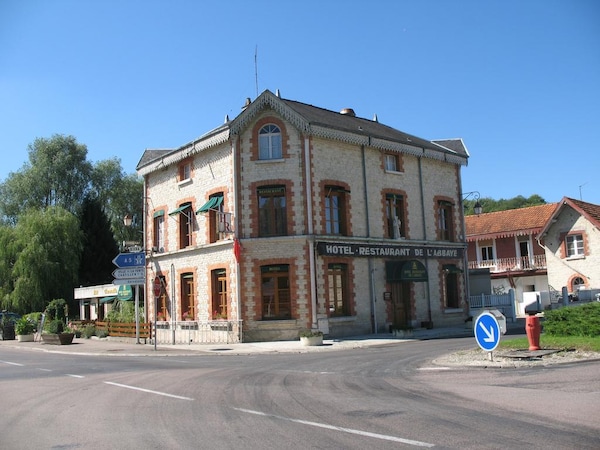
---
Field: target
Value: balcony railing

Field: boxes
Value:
[468,254,546,273]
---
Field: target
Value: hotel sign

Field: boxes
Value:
[316,242,463,259]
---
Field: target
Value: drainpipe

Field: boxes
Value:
[418,156,432,327]
[304,136,318,329]
[232,138,242,334]
[362,143,377,333]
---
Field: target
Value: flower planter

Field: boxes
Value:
[41,333,75,345]
[17,334,34,342]
[300,335,323,346]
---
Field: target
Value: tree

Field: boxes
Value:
[0,134,92,223]
[5,207,82,314]
[78,195,120,286]
[464,194,547,215]
[89,159,144,246]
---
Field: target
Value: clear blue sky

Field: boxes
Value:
[1,0,599,205]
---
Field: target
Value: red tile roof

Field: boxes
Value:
[465,203,557,241]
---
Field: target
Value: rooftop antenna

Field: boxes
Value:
[579,182,588,201]
[254,45,259,97]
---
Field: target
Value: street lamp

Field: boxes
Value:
[463,191,483,216]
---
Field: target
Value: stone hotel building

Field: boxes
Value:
[136,90,471,342]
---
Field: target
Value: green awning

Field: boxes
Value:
[196,196,223,214]
[153,209,165,218]
[169,204,190,216]
[100,296,116,304]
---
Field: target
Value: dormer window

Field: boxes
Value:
[259,124,282,160]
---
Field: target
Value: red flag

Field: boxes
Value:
[233,238,241,263]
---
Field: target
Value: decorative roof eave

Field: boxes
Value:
[230,90,310,135]
[137,128,230,176]
[371,137,468,166]
[310,125,370,146]
[466,228,545,242]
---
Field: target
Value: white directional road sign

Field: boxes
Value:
[113,267,146,279]
[474,311,501,352]
[113,278,146,286]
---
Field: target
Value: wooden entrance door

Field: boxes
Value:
[390,282,411,329]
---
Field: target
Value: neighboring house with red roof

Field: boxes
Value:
[465,203,557,316]
[538,197,600,302]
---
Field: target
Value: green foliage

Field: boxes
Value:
[6,209,82,313]
[542,303,600,337]
[299,329,324,338]
[500,335,600,352]
[0,134,92,221]
[78,195,119,286]
[15,317,35,335]
[44,319,64,334]
[464,194,547,216]
[45,298,68,321]
[95,329,108,338]
[81,324,96,339]
[106,300,143,323]
[0,134,143,316]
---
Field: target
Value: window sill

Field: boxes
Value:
[256,158,285,164]
[384,169,404,175]
[566,255,585,261]
[177,178,192,187]
[327,315,356,323]
[444,308,463,314]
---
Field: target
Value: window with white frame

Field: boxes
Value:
[480,245,494,261]
[259,124,282,160]
[384,153,398,171]
[566,234,584,257]
[153,211,165,252]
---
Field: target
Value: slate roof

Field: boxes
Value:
[280,98,465,156]
[137,89,468,173]
[465,203,558,241]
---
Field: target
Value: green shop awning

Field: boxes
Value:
[196,196,223,214]
[100,296,116,304]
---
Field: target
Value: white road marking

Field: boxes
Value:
[233,407,435,447]
[417,367,451,371]
[66,374,85,378]
[104,381,194,401]
[0,360,23,366]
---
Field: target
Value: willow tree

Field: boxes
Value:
[0,134,92,224]
[6,207,82,313]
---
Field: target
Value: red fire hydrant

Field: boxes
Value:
[526,314,541,351]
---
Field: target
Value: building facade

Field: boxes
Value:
[465,204,556,316]
[538,197,600,301]
[137,90,471,342]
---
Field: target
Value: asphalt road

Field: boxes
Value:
[1,337,598,449]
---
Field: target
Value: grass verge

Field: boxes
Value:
[499,335,600,352]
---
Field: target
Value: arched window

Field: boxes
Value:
[259,124,282,160]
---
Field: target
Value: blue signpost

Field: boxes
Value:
[112,252,145,268]
[474,311,501,352]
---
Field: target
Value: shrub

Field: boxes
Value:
[81,324,96,339]
[543,302,600,337]
[95,329,108,339]
[15,317,35,335]
[299,329,324,338]
[44,319,64,334]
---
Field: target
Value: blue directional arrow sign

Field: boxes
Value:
[474,311,501,352]
[112,252,145,268]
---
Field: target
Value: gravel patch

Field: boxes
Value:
[433,348,600,368]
